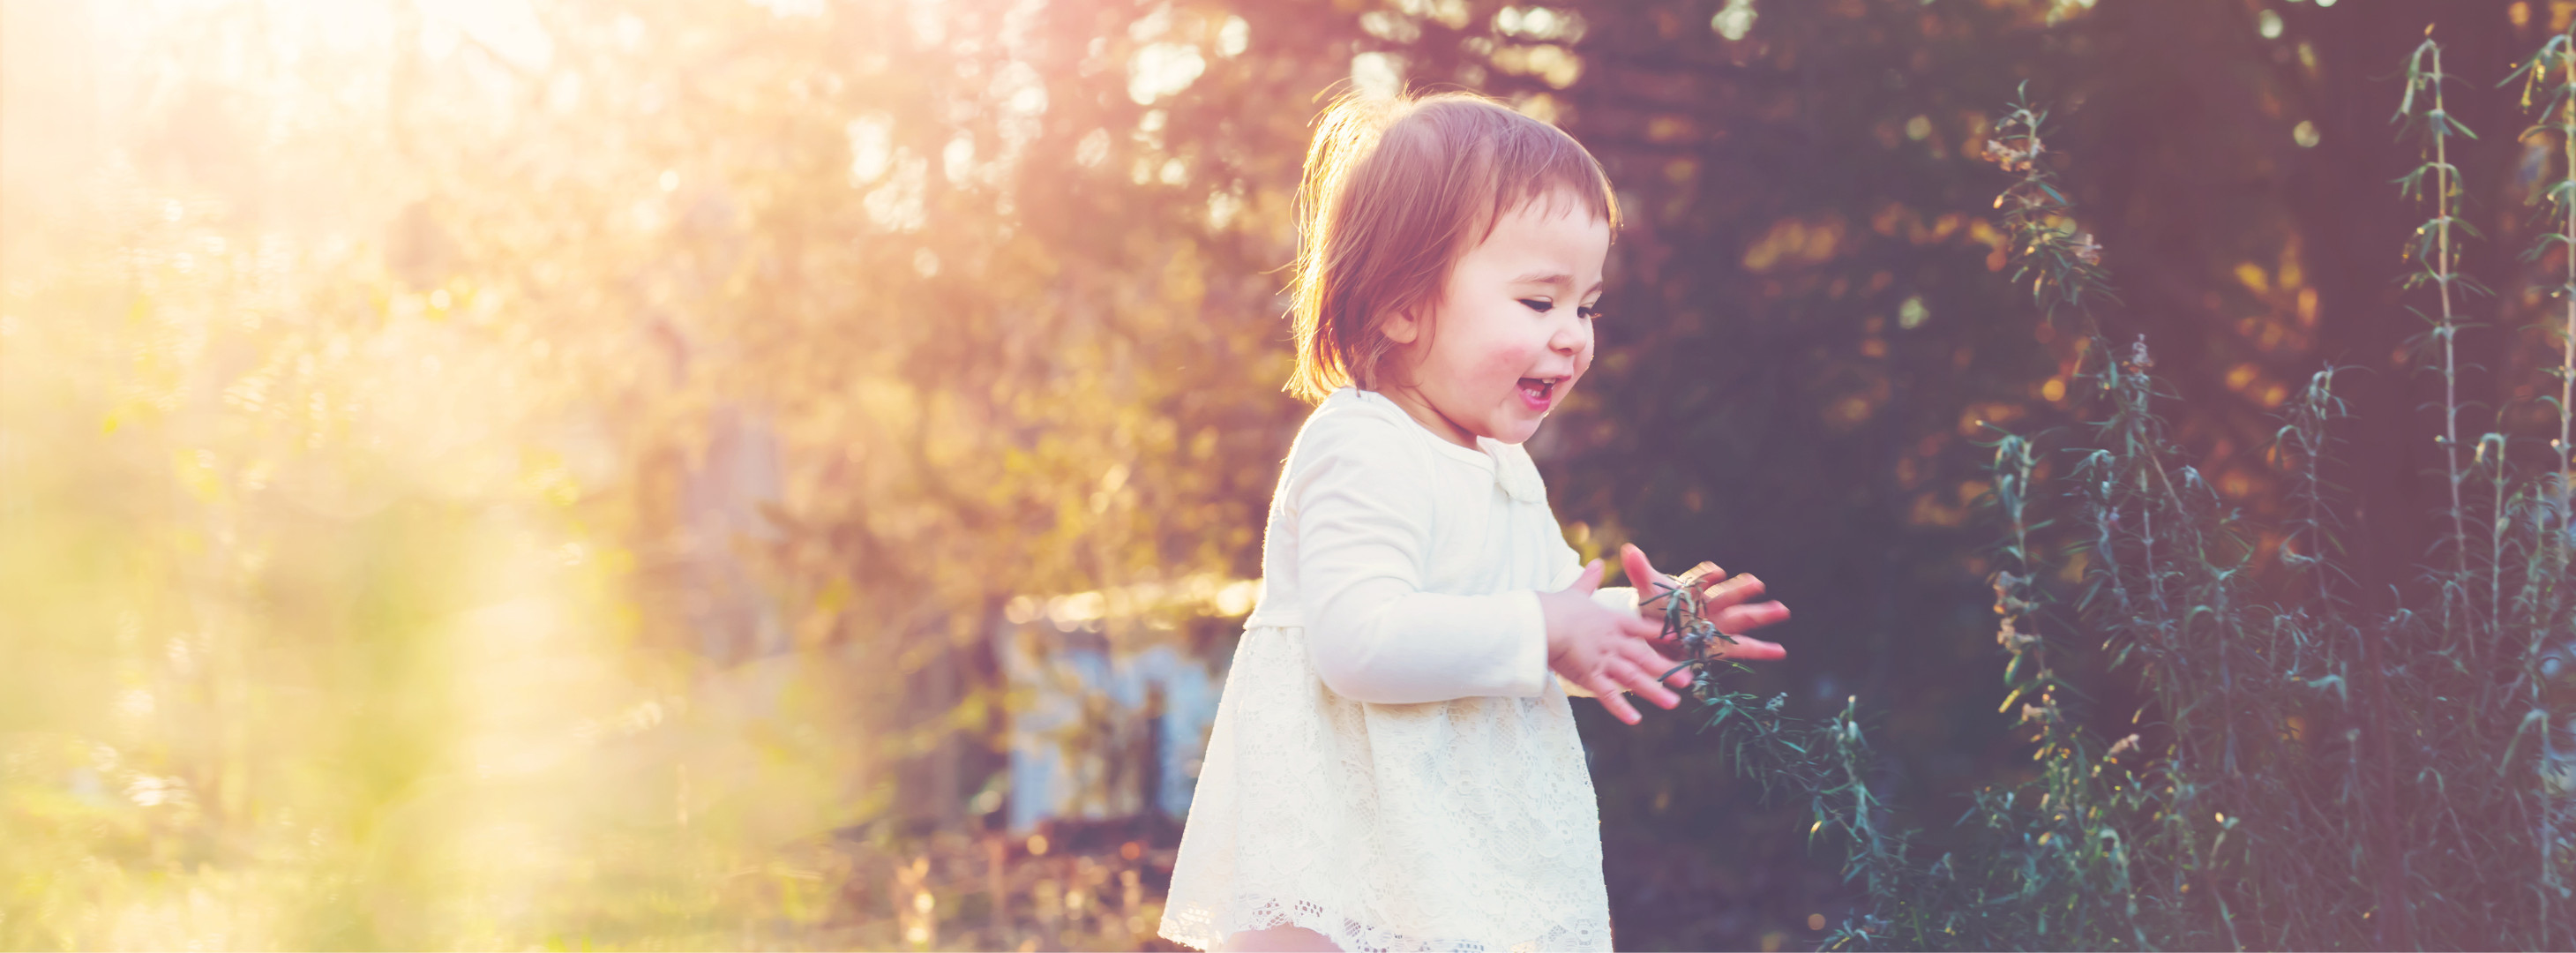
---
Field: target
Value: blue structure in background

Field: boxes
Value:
[995,581,1243,833]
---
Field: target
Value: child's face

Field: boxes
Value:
[1382,191,1610,447]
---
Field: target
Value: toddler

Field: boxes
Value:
[1157,91,1791,953]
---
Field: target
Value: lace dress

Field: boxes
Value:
[1158,388,1629,952]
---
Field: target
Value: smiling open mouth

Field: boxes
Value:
[1518,377,1559,403]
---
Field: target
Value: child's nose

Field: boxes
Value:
[1549,320,1589,354]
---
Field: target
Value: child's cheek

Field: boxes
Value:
[1478,341,1536,386]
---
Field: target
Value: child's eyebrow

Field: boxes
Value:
[1509,270,1606,297]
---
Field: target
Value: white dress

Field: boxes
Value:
[1158,387,1633,953]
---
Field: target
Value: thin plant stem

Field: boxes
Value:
[2402,36,2478,644]
[2436,43,2471,637]
[2558,41,2576,950]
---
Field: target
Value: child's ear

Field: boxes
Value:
[1380,306,1423,345]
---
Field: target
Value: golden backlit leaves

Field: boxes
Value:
[1489,42,1584,88]
[1,0,1352,945]
[1509,90,1563,124]
[1401,0,1475,30]
[1893,433,1951,492]
[1825,394,1875,429]
[7,0,2384,947]
[1497,5,1584,47]
[1908,478,1992,529]
[1741,215,1846,273]
[1959,401,2028,439]
[1869,203,2009,269]
[2217,240,2318,410]
[2235,260,2273,294]
[4,180,747,948]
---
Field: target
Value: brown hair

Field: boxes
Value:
[1284,90,1621,403]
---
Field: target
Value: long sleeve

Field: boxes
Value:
[1546,528,1641,617]
[1292,418,1551,704]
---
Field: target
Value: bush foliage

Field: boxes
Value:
[1665,42,2576,951]
[11,2,2574,949]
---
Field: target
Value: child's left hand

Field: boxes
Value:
[1618,543,1789,662]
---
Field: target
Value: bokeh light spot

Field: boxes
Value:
[1713,0,1756,41]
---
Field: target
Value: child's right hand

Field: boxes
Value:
[1539,559,1691,725]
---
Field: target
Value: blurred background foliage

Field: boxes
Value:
[1,0,2564,949]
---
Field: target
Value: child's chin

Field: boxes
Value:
[1492,419,1544,446]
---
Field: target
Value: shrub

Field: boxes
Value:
[1661,35,2576,950]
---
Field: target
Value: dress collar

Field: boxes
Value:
[1487,440,1548,504]
[1336,388,1550,504]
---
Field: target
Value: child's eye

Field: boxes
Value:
[1522,298,1605,319]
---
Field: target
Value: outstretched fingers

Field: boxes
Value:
[1693,572,1790,639]
[1617,611,1666,641]
[1610,544,1792,692]
[1611,655,1681,710]
[1711,633,1788,662]
[1707,600,1791,634]
[1622,639,1692,693]
[1584,646,1685,724]
[1624,544,1722,607]
[1587,673,1643,724]
[1696,573,1765,610]
[1629,614,1701,664]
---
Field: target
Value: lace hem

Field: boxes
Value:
[1161,625,1613,952]
[1157,893,1612,953]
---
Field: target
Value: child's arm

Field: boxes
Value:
[1291,417,1693,719]
[1293,420,1556,703]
